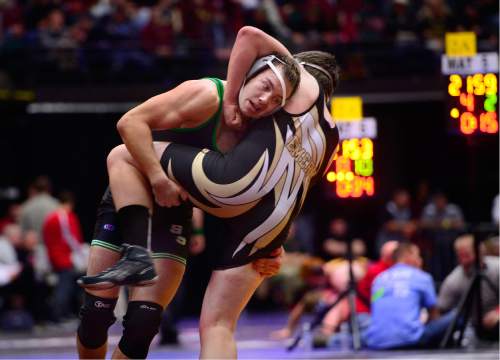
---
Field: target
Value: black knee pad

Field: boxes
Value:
[119,301,163,359]
[77,292,117,349]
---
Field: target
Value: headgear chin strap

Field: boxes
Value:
[239,55,288,108]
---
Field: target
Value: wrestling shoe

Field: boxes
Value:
[77,244,157,290]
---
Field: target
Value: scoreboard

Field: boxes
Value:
[447,73,498,135]
[326,97,377,198]
[442,32,499,135]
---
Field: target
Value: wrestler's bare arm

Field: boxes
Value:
[117,79,219,184]
[223,26,293,125]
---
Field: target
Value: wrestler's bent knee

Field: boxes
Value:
[77,292,117,349]
[118,301,163,359]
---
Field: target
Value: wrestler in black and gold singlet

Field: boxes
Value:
[161,87,339,269]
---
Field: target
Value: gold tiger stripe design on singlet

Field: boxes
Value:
[166,121,288,218]
[234,109,333,256]
[167,150,265,218]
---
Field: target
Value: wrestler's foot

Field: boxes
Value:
[77,244,157,290]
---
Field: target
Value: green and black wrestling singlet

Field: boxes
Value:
[92,78,225,264]
[161,87,340,269]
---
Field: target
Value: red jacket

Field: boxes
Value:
[42,209,83,271]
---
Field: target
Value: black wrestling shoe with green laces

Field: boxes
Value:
[77,244,157,290]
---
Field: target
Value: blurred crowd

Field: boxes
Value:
[254,185,499,349]
[0,176,85,331]
[0,0,498,82]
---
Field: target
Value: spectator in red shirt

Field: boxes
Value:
[43,191,84,321]
[356,240,399,313]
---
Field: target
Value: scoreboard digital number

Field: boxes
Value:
[326,97,376,199]
[326,137,375,198]
[447,73,498,135]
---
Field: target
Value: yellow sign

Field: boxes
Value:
[445,32,477,57]
[331,97,363,121]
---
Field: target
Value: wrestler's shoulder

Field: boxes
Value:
[177,78,221,100]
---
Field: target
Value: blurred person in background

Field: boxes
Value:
[0,224,30,331]
[318,253,368,339]
[363,243,455,349]
[19,175,59,282]
[416,0,452,52]
[321,217,366,260]
[420,192,465,231]
[0,224,21,269]
[323,240,400,349]
[0,224,22,287]
[375,188,417,255]
[0,225,39,326]
[269,256,328,340]
[0,201,21,234]
[355,240,399,315]
[19,175,59,323]
[42,191,85,323]
[420,191,465,282]
[438,234,499,342]
[270,250,368,341]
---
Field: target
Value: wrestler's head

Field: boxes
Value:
[293,51,340,101]
[238,54,300,119]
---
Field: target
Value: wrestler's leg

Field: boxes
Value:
[77,245,121,359]
[77,205,122,359]
[199,264,264,359]
[111,258,185,359]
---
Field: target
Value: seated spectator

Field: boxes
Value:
[420,191,465,282]
[270,255,368,341]
[0,224,28,331]
[322,217,366,260]
[420,192,465,231]
[363,243,455,349]
[438,234,499,342]
[322,240,399,349]
[269,257,327,340]
[0,224,22,287]
[375,189,416,254]
[0,201,21,234]
[319,256,368,337]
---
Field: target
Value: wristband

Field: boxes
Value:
[193,227,204,236]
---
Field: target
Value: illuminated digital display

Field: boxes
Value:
[325,138,375,198]
[325,99,377,199]
[447,73,499,135]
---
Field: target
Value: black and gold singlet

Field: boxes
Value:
[161,87,340,269]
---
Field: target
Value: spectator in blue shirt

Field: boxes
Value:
[363,243,456,349]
